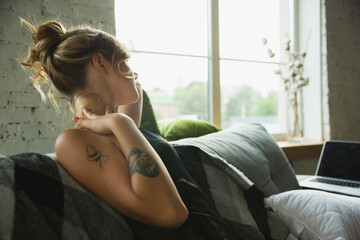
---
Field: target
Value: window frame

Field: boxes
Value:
[116,0,292,136]
[208,0,290,133]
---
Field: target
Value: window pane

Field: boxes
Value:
[220,60,281,133]
[219,0,281,62]
[115,0,207,56]
[128,53,208,121]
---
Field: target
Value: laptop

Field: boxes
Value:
[299,140,360,197]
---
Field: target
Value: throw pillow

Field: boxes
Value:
[158,118,221,141]
[265,189,360,239]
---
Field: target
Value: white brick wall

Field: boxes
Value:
[0,0,115,155]
[325,0,360,140]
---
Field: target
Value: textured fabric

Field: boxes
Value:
[0,153,133,240]
[265,190,360,240]
[157,118,221,141]
[140,90,160,134]
[125,129,268,240]
[0,124,291,239]
[172,123,300,197]
[0,131,271,240]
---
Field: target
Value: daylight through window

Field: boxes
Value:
[115,0,289,133]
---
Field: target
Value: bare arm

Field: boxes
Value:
[116,81,143,127]
[56,108,188,228]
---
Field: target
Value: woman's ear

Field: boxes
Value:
[91,53,108,74]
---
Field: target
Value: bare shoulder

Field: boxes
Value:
[55,129,97,154]
[56,128,96,140]
[55,129,118,168]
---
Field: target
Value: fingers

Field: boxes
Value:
[105,104,113,115]
[73,116,94,130]
[72,117,87,129]
[73,117,80,124]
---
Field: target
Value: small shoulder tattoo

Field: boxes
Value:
[86,144,110,169]
[127,147,159,178]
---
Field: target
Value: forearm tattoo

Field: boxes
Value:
[127,147,160,177]
[86,145,109,169]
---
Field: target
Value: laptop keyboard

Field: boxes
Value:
[312,178,360,188]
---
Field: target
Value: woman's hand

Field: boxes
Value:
[73,104,118,135]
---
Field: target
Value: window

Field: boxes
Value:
[115,0,289,132]
[115,0,208,121]
[219,0,290,133]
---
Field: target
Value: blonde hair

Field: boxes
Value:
[20,18,132,111]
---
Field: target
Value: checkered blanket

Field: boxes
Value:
[0,145,272,239]
[0,153,133,240]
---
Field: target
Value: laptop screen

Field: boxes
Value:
[317,141,360,181]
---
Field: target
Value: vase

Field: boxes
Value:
[287,89,304,142]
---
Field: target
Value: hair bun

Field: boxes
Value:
[35,21,66,57]
[34,21,65,42]
[21,19,66,60]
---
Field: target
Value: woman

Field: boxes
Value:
[20,19,254,240]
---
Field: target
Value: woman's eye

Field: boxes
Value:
[119,61,131,73]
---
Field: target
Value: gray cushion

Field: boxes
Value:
[171,123,300,197]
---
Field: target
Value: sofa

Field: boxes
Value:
[1,92,359,239]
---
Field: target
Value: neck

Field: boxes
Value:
[74,70,114,118]
[74,92,108,119]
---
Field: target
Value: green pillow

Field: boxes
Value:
[140,90,160,134]
[158,118,221,141]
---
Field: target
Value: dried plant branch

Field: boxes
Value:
[262,37,310,140]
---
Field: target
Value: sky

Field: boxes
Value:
[115,0,283,97]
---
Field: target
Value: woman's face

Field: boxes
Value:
[107,60,139,106]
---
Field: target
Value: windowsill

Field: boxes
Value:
[277,140,324,161]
